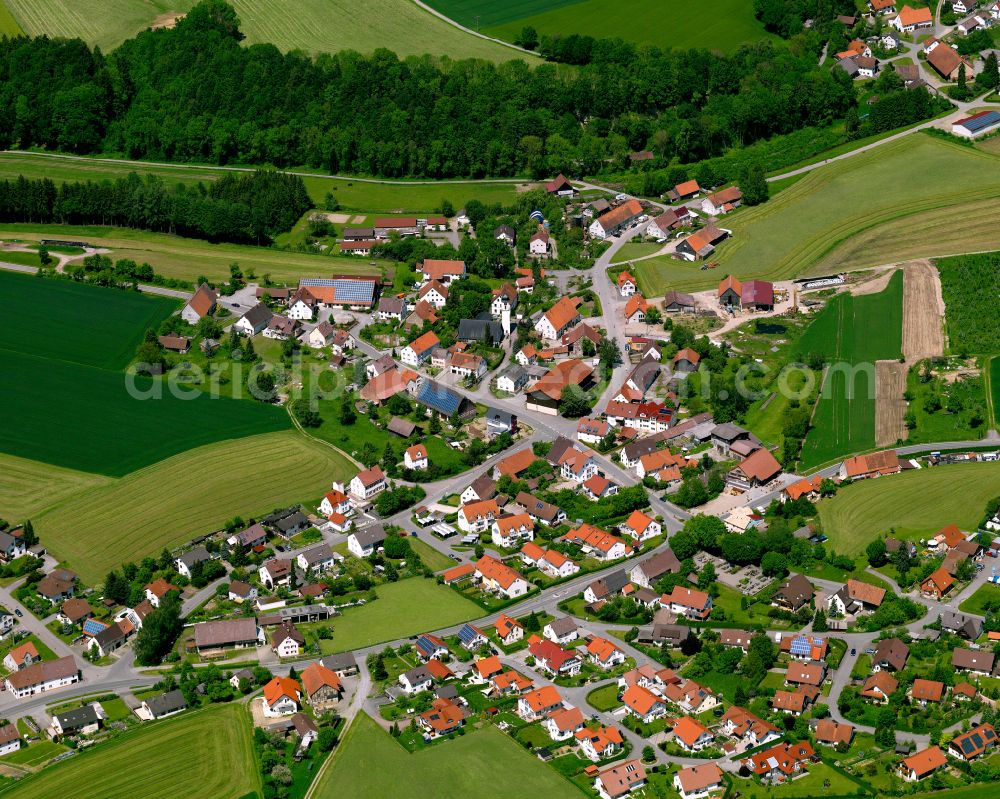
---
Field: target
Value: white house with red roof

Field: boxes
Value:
[518,684,564,721]
[458,499,500,534]
[491,514,535,548]
[558,446,598,484]
[474,555,530,598]
[528,636,582,676]
[420,259,466,285]
[400,331,440,366]
[403,444,428,471]
[620,510,661,542]
[544,705,586,741]
[617,272,638,297]
[661,586,713,620]
[349,466,387,502]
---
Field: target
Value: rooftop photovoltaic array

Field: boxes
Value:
[959,110,1000,132]
[300,277,377,304]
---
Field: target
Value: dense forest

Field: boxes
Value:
[0,0,861,179]
[0,170,310,244]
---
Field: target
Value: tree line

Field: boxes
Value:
[0,0,857,179]
[0,169,309,244]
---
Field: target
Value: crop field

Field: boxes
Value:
[316,713,582,799]
[0,223,386,285]
[429,0,775,53]
[0,3,21,35]
[817,461,1000,556]
[1,348,292,475]
[311,578,481,653]
[34,430,354,583]
[0,453,112,523]
[935,252,1000,356]
[0,152,530,213]
[0,270,292,476]
[797,272,903,468]
[2,0,528,62]
[0,270,177,370]
[635,136,1000,294]
[2,704,259,799]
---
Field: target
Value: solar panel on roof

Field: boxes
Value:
[82,618,108,636]
[985,728,996,739]
[961,111,1000,132]
[972,733,983,747]
[300,277,376,304]
[962,738,975,753]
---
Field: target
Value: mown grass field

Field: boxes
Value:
[797,272,903,468]
[34,430,354,583]
[310,578,481,653]
[0,152,530,213]
[434,0,776,53]
[316,713,582,799]
[0,269,177,370]
[0,453,112,524]
[1,704,259,799]
[817,462,1000,556]
[0,223,386,285]
[3,0,528,62]
[635,136,1000,294]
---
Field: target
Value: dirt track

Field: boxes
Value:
[902,260,945,362]
[848,267,897,296]
[875,360,908,447]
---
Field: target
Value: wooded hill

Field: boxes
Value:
[0,0,859,179]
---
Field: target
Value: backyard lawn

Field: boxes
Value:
[409,538,455,572]
[315,713,582,799]
[755,763,862,798]
[308,578,481,653]
[817,461,1000,557]
[959,583,1000,615]
[1,704,259,799]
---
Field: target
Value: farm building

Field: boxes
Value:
[952,110,1000,138]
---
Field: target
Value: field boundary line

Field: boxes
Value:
[409,0,539,58]
[286,403,364,470]
[0,150,531,187]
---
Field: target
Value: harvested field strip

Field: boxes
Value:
[906,262,943,346]
[875,360,907,447]
[818,462,1000,556]
[0,152,530,212]
[2,703,260,799]
[34,430,354,584]
[0,453,113,523]
[0,224,386,285]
